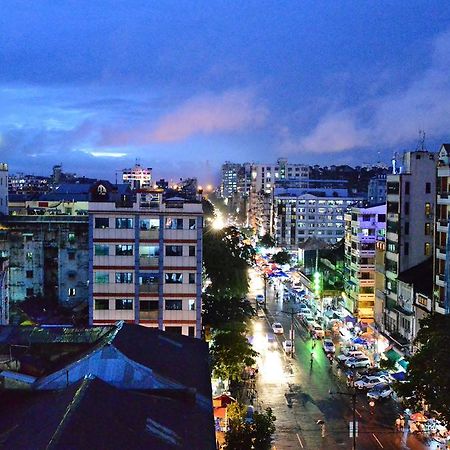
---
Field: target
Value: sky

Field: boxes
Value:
[1,1,450,184]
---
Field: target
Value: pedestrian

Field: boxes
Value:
[400,416,405,431]
[312,340,316,349]
[395,417,401,432]
[310,352,314,366]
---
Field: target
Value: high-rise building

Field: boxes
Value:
[89,186,203,337]
[434,143,450,314]
[344,204,386,321]
[381,150,436,348]
[0,163,8,215]
[220,162,242,198]
[122,164,152,190]
[367,174,387,206]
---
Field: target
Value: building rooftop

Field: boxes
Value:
[398,258,433,298]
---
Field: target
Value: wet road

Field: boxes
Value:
[249,271,439,450]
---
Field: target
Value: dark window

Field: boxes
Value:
[140,300,159,311]
[165,245,183,256]
[165,326,183,335]
[68,251,76,260]
[405,222,409,235]
[26,270,33,278]
[378,214,386,222]
[189,245,196,257]
[95,299,109,310]
[115,218,133,229]
[387,202,399,214]
[94,244,109,256]
[165,273,183,284]
[404,202,409,215]
[404,243,409,255]
[165,299,182,310]
[115,298,133,310]
[189,219,196,230]
[405,182,410,195]
[387,182,399,195]
[26,288,34,297]
[95,218,109,229]
[426,182,431,194]
[188,326,195,337]
[115,244,133,256]
[189,273,196,284]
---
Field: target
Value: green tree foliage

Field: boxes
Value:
[259,233,275,248]
[224,403,276,450]
[210,327,258,382]
[202,290,254,330]
[270,250,291,265]
[203,225,255,297]
[380,358,396,372]
[395,313,450,423]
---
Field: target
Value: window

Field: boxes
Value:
[115,244,133,256]
[188,299,196,311]
[189,219,196,230]
[26,270,33,279]
[94,272,109,284]
[68,288,76,296]
[26,252,33,261]
[425,203,432,217]
[424,223,432,236]
[165,245,183,256]
[189,245,196,257]
[165,218,183,229]
[94,244,109,256]
[140,218,159,230]
[405,182,410,195]
[116,218,133,229]
[140,300,159,311]
[387,202,399,214]
[95,217,109,229]
[404,202,409,215]
[165,273,183,284]
[404,243,409,256]
[165,299,182,310]
[95,299,109,310]
[139,245,159,258]
[425,182,431,194]
[188,326,195,337]
[378,214,386,222]
[424,242,432,257]
[189,273,196,284]
[165,326,183,335]
[387,182,399,195]
[404,222,409,235]
[68,251,75,261]
[68,232,75,243]
[115,272,133,284]
[26,288,34,297]
[115,298,133,310]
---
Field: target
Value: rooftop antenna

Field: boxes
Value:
[417,130,426,151]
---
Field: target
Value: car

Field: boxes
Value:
[322,339,336,353]
[283,339,294,354]
[256,308,265,318]
[272,322,284,334]
[354,375,388,390]
[367,383,393,400]
[256,294,265,305]
[300,314,314,326]
[311,323,324,339]
[266,333,277,349]
[337,350,365,363]
[345,356,371,369]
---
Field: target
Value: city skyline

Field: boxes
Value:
[1,2,450,183]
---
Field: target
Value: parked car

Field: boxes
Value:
[367,383,393,400]
[272,322,284,334]
[311,323,324,339]
[337,350,365,363]
[283,339,294,354]
[345,356,371,369]
[322,339,336,353]
[256,294,265,305]
[354,375,388,390]
[356,369,389,379]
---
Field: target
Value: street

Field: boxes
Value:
[248,270,441,450]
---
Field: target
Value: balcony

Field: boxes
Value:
[140,229,159,240]
[139,256,159,267]
[139,310,159,320]
[139,284,159,294]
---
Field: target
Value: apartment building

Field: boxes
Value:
[89,185,203,337]
[122,164,152,190]
[367,174,387,206]
[382,150,436,349]
[344,204,386,321]
[435,144,450,315]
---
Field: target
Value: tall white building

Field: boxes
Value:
[122,164,152,190]
[0,163,8,215]
[344,204,386,320]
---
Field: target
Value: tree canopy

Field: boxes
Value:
[224,403,276,450]
[395,313,450,424]
[259,233,275,248]
[270,250,291,265]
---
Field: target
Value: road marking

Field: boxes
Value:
[296,433,304,448]
[355,409,362,418]
[372,433,384,448]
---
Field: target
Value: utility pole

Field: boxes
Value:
[290,307,295,357]
[263,273,267,310]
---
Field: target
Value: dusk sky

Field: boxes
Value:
[1,1,450,183]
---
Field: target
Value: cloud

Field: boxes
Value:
[100,89,268,145]
[282,29,450,154]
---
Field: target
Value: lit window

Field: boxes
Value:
[115,272,133,284]
[68,288,76,296]
[165,299,182,310]
[115,244,133,256]
[115,299,133,310]
[165,273,183,284]
[165,218,183,229]
[115,218,133,229]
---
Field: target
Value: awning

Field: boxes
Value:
[385,348,402,363]
[398,359,409,370]
[345,315,357,324]
[391,371,406,381]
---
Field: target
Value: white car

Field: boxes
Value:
[311,323,324,339]
[367,383,393,400]
[272,322,284,334]
[337,350,365,363]
[283,339,294,354]
[322,339,335,353]
[256,294,265,305]
[354,375,387,390]
[345,356,371,369]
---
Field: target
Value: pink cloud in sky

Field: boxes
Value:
[101,89,267,145]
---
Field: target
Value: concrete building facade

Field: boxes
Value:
[122,164,152,190]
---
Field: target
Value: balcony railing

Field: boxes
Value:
[139,284,159,294]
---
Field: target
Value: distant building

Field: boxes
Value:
[0,163,8,216]
[344,204,386,321]
[122,164,152,190]
[367,174,387,205]
[220,162,242,198]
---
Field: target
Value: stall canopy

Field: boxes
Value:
[385,348,402,363]
[391,371,406,381]
[398,359,409,370]
[345,315,357,324]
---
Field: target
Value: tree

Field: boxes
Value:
[224,403,276,450]
[259,233,275,248]
[395,313,450,423]
[270,250,291,265]
[209,326,258,382]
